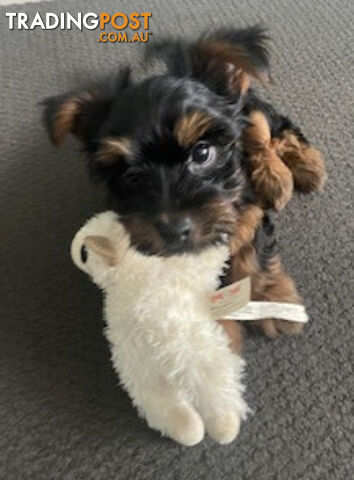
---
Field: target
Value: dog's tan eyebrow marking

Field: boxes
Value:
[174,111,214,148]
[97,137,132,164]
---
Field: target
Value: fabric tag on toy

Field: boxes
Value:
[210,277,309,323]
[210,277,251,319]
[223,302,308,323]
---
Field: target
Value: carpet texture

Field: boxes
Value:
[1,1,353,478]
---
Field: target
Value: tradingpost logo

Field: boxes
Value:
[6,12,153,43]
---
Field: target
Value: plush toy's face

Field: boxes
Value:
[45,27,270,256]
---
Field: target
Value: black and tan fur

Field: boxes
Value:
[43,25,326,350]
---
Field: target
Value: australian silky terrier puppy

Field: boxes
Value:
[43,25,326,349]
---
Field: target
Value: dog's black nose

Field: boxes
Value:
[156,216,192,246]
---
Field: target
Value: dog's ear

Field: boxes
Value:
[42,67,131,148]
[147,25,270,97]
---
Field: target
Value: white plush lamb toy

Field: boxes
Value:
[71,211,248,446]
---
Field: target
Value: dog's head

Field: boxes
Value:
[44,26,270,254]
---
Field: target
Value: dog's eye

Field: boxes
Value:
[192,143,210,163]
[191,143,216,169]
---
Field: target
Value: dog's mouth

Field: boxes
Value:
[131,229,228,256]
[120,200,237,256]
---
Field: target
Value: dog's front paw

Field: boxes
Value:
[277,134,327,193]
[292,145,327,192]
[251,318,305,338]
[206,413,241,444]
[251,152,294,211]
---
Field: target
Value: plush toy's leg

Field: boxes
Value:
[141,384,204,446]
[205,413,241,445]
[195,375,246,444]
[195,380,246,444]
[190,327,248,444]
[162,403,205,447]
[243,110,294,211]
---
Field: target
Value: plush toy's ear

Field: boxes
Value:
[42,67,131,148]
[84,235,117,266]
[71,212,131,288]
[147,25,270,97]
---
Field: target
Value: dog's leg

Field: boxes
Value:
[218,204,265,349]
[230,244,304,337]
[216,320,244,352]
[275,127,327,193]
[250,254,305,337]
[243,110,294,211]
[245,102,326,196]
[228,207,305,337]
[218,204,266,351]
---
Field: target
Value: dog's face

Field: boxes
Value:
[89,76,245,255]
[44,26,269,254]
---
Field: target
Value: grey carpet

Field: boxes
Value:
[0,0,353,478]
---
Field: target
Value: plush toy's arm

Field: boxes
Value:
[242,97,326,211]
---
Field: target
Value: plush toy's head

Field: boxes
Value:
[71,211,131,286]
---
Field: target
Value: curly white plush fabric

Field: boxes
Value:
[71,211,248,446]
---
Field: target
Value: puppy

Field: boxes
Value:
[43,26,326,348]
